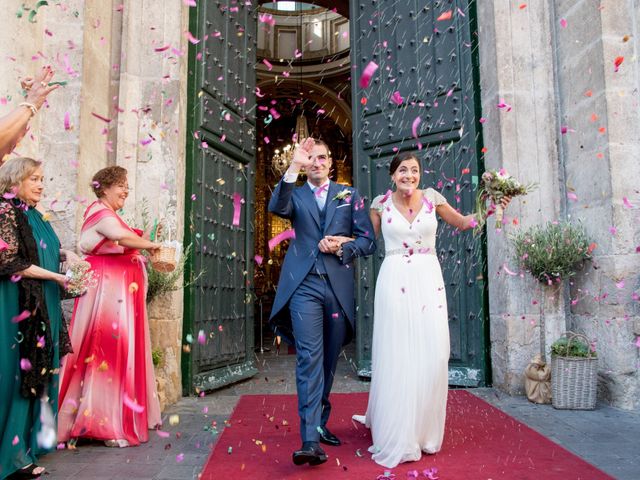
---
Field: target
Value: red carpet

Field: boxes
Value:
[200,391,612,479]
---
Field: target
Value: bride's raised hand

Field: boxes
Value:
[499,195,512,210]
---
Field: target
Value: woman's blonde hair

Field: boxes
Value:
[0,157,42,195]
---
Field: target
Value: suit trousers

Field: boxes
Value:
[289,272,347,443]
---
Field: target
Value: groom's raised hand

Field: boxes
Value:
[287,137,316,173]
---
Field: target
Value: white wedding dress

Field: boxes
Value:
[354,188,450,468]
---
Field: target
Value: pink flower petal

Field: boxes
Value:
[359,61,379,89]
[123,394,145,413]
[436,10,453,21]
[390,91,403,105]
[503,263,519,276]
[411,116,422,139]
[12,310,31,323]
[185,31,200,44]
[268,229,296,251]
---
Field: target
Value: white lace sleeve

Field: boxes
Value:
[425,188,447,206]
[370,194,387,213]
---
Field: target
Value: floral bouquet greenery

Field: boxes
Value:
[510,221,594,284]
[474,168,537,232]
[64,261,97,298]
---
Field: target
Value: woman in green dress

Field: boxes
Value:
[0,157,75,479]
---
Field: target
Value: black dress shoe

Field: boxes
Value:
[292,441,328,466]
[318,426,341,446]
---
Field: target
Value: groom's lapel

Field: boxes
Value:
[323,182,341,233]
[300,183,321,230]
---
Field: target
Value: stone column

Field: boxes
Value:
[115,0,189,409]
[553,0,640,410]
[0,0,85,250]
[477,0,567,394]
[76,0,123,231]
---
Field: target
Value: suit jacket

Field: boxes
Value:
[268,179,376,345]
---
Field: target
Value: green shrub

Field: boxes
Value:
[146,243,199,303]
[510,221,593,283]
[138,198,202,303]
[151,348,164,367]
[551,336,596,358]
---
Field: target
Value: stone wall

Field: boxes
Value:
[477,0,566,395]
[479,0,639,410]
[0,0,85,249]
[0,0,188,410]
[553,0,640,410]
[82,0,189,409]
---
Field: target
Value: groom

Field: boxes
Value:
[268,138,376,466]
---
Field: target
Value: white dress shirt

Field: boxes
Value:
[283,171,330,211]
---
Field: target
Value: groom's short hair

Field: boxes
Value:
[313,139,331,158]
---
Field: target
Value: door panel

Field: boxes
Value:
[183,0,258,394]
[351,0,487,386]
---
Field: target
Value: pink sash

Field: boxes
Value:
[82,201,143,255]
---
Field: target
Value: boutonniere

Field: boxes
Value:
[332,189,352,201]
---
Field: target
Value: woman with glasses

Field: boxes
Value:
[57,166,162,448]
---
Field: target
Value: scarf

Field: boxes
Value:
[0,199,71,398]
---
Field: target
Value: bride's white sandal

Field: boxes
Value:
[352,414,366,425]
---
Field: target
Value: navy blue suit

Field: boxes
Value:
[268,179,376,442]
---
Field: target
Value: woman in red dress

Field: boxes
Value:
[58,166,162,447]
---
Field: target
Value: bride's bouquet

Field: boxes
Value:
[64,261,97,298]
[474,168,537,232]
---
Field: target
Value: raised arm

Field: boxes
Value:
[268,178,296,219]
[268,137,316,218]
[436,203,477,231]
[437,195,512,230]
[0,66,60,161]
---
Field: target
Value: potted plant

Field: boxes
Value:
[510,221,594,285]
[550,332,598,410]
[511,221,597,409]
[510,220,594,343]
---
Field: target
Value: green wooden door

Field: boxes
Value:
[351,0,488,386]
[183,0,258,394]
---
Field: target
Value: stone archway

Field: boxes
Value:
[256,78,352,134]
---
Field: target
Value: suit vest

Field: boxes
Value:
[313,199,328,274]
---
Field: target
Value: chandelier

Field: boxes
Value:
[272,113,309,174]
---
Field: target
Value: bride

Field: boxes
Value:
[353,152,510,468]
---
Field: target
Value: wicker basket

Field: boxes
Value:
[551,332,597,410]
[150,245,177,273]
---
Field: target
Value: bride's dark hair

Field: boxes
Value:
[389,152,421,175]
